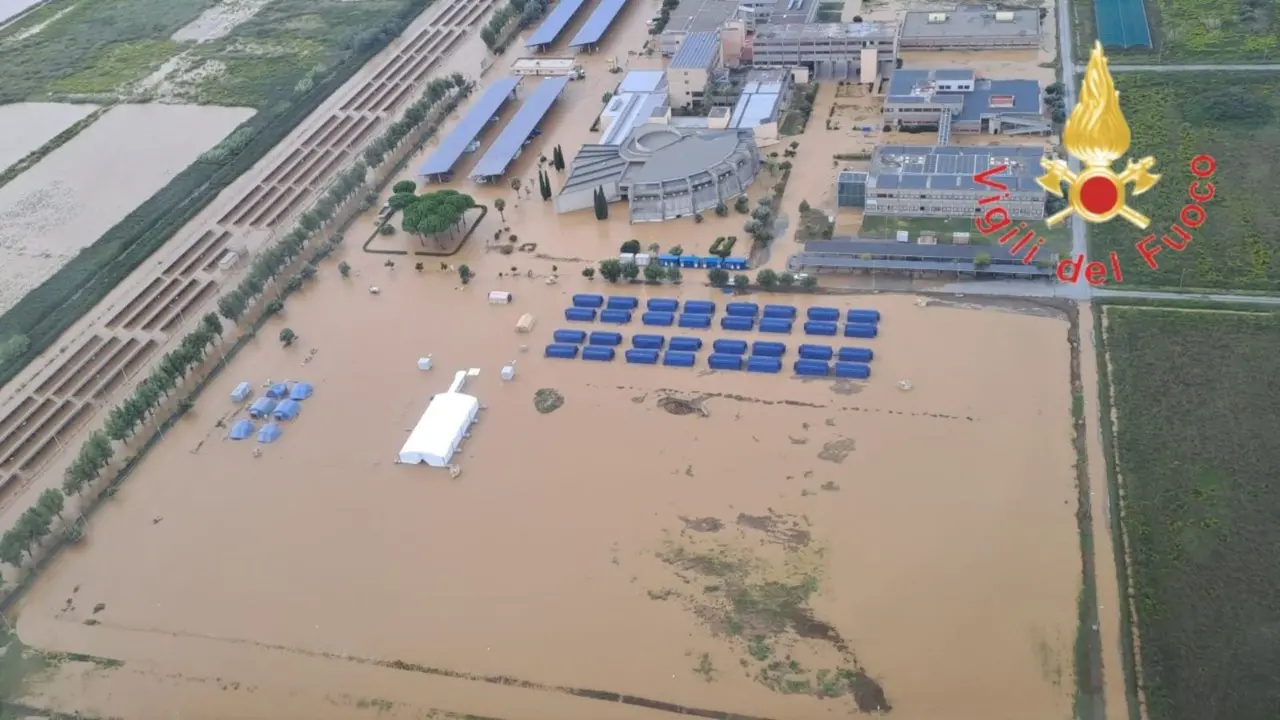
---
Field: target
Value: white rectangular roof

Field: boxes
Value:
[397,392,479,467]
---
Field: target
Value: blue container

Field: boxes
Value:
[647,297,679,312]
[588,331,623,346]
[572,294,604,308]
[746,356,782,374]
[545,344,579,359]
[582,346,616,362]
[678,313,712,329]
[720,316,755,332]
[713,339,748,355]
[600,309,633,324]
[669,336,703,352]
[708,353,743,370]
[751,341,786,358]
[702,256,722,269]
[642,311,675,326]
[798,344,834,360]
[726,302,760,318]
[606,296,639,310]
[565,307,597,322]
[553,329,587,344]
[632,334,666,349]
[794,359,830,376]
[759,318,793,334]
[807,306,840,322]
[625,348,659,364]
[763,304,797,320]
[683,300,716,315]
[838,346,874,363]
[663,351,697,367]
[804,321,839,336]
[679,255,699,269]
[834,361,871,379]
[844,323,879,339]
[846,309,881,324]
[723,257,748,270]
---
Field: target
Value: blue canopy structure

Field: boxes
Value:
[257,423,283,444]
[272,399,302,421]
[289,382,314,401]
[248,397,277,418]
[227,419,255,440]
[266,383,290,399]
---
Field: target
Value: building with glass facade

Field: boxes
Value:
[836,171,867,208]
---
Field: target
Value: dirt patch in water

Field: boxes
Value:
[533,388,563,414]
[658,394,708,417]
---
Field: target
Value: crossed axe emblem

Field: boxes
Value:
[1038,156,1161,229]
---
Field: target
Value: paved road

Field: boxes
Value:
[934,278,1280,305]
[1079,63,1280,72]
[1055,0,1092,301]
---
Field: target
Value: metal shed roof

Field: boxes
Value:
[669,31,719,69]
[526,0,591,47]
[569,0,629,47]
[417,76,520,177]
[470,76,570,178]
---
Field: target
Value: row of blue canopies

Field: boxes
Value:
[653,255,749,270]
[227,380,315,443]
[565,296,883,338]
[544,333,873,378]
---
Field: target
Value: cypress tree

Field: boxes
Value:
[540,170,552,200]
[593,186,609,220]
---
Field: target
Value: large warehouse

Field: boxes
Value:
[864,144,1046,218]
[749,21,898,80]
[898,7,1041,50]
[556,124,762,222]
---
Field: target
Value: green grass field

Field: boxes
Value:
[859,215,1072,255]
[1089,74,1280,291]
[1100,306,1280,720]
[1072,0,1279,63]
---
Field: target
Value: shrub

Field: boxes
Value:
[620,239,641,254]
[708,268,729,286]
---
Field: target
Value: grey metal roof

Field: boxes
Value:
[617,69,666,93]
[602,91,667,144]
[670,31,719,69]
[789,254,1054,277]
[417,76,519,177]
[525,0,590,47]
[954,79,1041,122]
[900,8,1039,40]
[470,76,570,178]
[769,0,818,24]
[886,70,1042,123]
[560,144,629,194]
[621,126,753,185]
[934,68,976,81]
[869,144,1045,193]
[804,239,1026,262]
[663,0,740,35]
[729,90,783,128]
[754,21,896,42]
[568,0,628,47]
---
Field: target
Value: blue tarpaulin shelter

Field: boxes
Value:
[257,423,283,443]
[272,399,302,421]
[266,383,290,399]
[248,397,277,418]
[228,419,255,440]
[289,382,314,400]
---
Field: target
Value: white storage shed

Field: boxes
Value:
[397,392,480,467]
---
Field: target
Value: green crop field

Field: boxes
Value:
[1089,74,1280,292]
[1099,306,1280,720]
[1072,0,1279,63]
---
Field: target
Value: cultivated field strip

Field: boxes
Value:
[0,0,497,506]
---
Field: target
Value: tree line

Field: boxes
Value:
[481,0,549,52]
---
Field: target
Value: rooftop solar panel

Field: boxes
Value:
[568,0,629,47]
[416,76,520,177]
[470,76,570,178]
[526,0,591,47]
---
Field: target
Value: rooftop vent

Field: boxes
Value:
[995,11,1015,21]
[927,12,947,22]
[989,95,1015,108]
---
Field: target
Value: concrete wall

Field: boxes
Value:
[666,67,710,106]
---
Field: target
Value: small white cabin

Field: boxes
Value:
[488,290,513,304]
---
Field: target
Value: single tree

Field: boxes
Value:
[800,275,819,290]
[494,198,506,221]
[733,274,750,290]
[510,177,522,201]
[756,269,778,288]
[338,261,352,278]
[798,199,811,214]
[669,245,684,256]
[734,196,750,213]
[714,202,728,217]
[778,272,796,288]
[666,266,683,283]
[201,312,223,337]
[459,264,473,284]
[598,259,623,282]
[279,328,297,347]
[643,264,663,283]
[708,268,729,286]
[392,180,417,194]
[37,489,64,519]
[217,291,246,322]
[621,262,640,281]
[620,239,642,254]
[582,267,596,279]
[0,532,25,567]
[540,170,552,201]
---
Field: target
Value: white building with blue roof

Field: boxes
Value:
[883,68,1050,137]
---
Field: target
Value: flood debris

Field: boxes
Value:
[533,388,564,414]
[657,394,708,417]
[680,516,724,533]
[817,438,856,464]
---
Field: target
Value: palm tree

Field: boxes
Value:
[509,178,521,204]
[494,198,506,221]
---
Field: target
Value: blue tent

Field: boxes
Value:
[248,397,277,418]
[227,419,255,440]
[265,383,290,399]
[272,399,301,421]
[289,382,314,400]
[257,423,283,443]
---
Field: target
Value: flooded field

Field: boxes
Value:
[0,103,254,314]
[0,102,98,172]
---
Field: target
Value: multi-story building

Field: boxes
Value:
[749,22,897,81]
[659,0,742,55]
[899,6,1041,50]
[864,145,1046,218]
[882,68,1049,139]
[667,31,722,107]
[737,0,819,26]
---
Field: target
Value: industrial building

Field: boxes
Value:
[883,68,1048,139]
[600,70,672,145]
[737,0,820,26]
[726,69,790,146]
[788,239,1055,279]
[660,0,743,55]
[899,7,1041,50]
[863,145,1046,218]
[556,124,762,222]
[749,22,897,80]
[668,31,722,107]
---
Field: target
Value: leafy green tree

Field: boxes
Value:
[388,192,417,210]
[733,274,750,290]
[756,269,778,288]
[17,509,49,548]
[598,259,622,282]
[582,267,596,279]
[338,262,351,278]
[402,189,476,246]
[666,266,683,283]
[714,202,728,217]
[392,180,417,194]
[104,404,134,442]
[0,531,25,566]
[459,264,473,284]
[708,268,729,286]
[279,328,297,347]
[643,264,663,283]
[668,245,683,256]
[778,272,796,288]
[800,275,818,290]
[734,195,749,213]
[593,187,609,220]
[217,291,247,322]
[201,312,223,337]
[620,240,641,254]
[265,298,284,316]
[494,198,506,221]
[37,489,64,519]
[621,262,640,281]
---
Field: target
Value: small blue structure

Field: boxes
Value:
[723,257,748,270]
[257,423,283,444]
[799,344,834,360]
[583,346,616,361]
[709,353,743,370]
[679,255,700,268]
[844,323,879,339]
[227,419,255,440]
[647,298,679,312]
[565,307,597,322]
[265,383,290,399]
[678,313,712,329]
[804,321,839,336]
[668,336,703,351]
[847,309,881,324]
[625,348,659,364]
[795,359,830,376]
[759,318,793,334]
[726,302,759,317]
[720,316,754,332]
[642,311,675,326]
[289,382,314,401]
[751,341,787,357]
[231,382,252,403]
[763,304,797,320]
[807,307,840,322]
[746,356,782,373]
[834,362,871,379]
[657,254,681,267]
[572,293,604,308]
[838,347,874,363]
[554,329,587,343]
[248,397,277,419]
[702,256,722,269]
[713,339,748,355]
[662,351,697,367]
[683,300,716,315]
[600,309,633,324]
[588,331,623,346]
[272,399,302,421]
[545,343,580,358]
[606,296,639,310]
[632,334,666,349]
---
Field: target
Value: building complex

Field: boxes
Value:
[859,144,1046,218]
[883,68,1049,139]
[898,7,1041,50]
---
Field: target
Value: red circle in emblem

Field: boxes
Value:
[1079,176,1119,216]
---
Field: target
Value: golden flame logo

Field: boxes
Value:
[1038,42,1160,228]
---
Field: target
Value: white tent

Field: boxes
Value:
[397,392,480,466]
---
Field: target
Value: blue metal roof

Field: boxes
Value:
[470,76,570,178]
[418,76,519,177]
[526,0,591,47]
[670,31,719,69]
[569,0,629,47]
